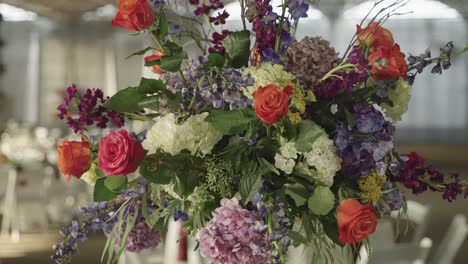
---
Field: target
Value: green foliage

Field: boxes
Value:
[140,156,175,185]
[159,51,188,72]
[285,183,309,207]
[104,176,128,193]
[205,158,237,197]
[94,178,117,202]
[221,30,251,68]
[139,153,203,197]
[208,53,225,67]
[126,46,154,59]
[239,160,268,205]
[294,120,326,153]
[103,87,145,113]
[282,119,298,141]
[206,109,256,135]
[308,186,335,216]
[137,78,166,94]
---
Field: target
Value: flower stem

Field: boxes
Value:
[274,1,287,53]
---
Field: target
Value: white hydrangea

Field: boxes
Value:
[143,113,222,157]
[275,153,296,175]
[382,78,412,122]
[242,62,295,98]
[303,135,342,187]
[182,113,223,156]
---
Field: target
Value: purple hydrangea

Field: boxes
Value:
[161,57,254,112]
[198,198,270,264]
[117,219,162,253]
[315,46,370,100]
[335,103,395,177]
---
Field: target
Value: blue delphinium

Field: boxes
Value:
[288,0,309,21]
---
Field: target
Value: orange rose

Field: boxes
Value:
[144,51,165,74]
[253,84,293,125]
[111,0,154,31]
[357,22,394,52]
[57,140,91,181]
[337,199,378,244]
[369,44,407,80]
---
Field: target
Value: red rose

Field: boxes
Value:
[57,140,91,181]
[337,199,378,244]
[144,51,165,74]
[253,84,293,125]
[111,0,154,31]
[357,22,394,52]
[369,44,407,80]
[98,129,145,176]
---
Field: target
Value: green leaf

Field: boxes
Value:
[308,186,335,216]
[163,42,183,56]
[159,52,187,72]
[258,157,280,175]
[139,158,175,185]
[93,178,117,202]
[103,87,145,113]
[288,231,309,245]
[145,59,160,67]
[206,109,256,135]
[138,96,160,111]
[295,120,326,153]
[208,53,225,67]
[126,46,154,59]
[239,172,263,205]
[174,171,201,197]
[285,183,309,207]
[159,13,169,38]
[283,119,298,141]
[104,176,128,192]
[221,30,251,68]
[137,78,166,94]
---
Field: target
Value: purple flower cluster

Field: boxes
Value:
[252,193,290,263]
[388,152,467,202]
[52,202,119,263]
[189,0,230,54]
[116,218,162,253]
[161,57,254,111]
[315,46,370,100]
[246,0,293,60]
[288,0,309,21]
[57,84,124,133]
[198,198,270,264]
[381,182,404,212]
[335,102,395,177]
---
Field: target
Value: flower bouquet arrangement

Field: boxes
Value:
[52,0,468,263]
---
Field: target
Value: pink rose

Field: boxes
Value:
[98,129,145,176]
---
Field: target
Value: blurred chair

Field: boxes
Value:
[391,200,432,245]
[0,166,20,240]
[430,214,468,264]
[357,237,433,264]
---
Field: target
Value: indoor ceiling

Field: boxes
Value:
[2,0,467,21]
[2,0,114,20]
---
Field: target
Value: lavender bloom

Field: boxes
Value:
[198,198,270,264]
